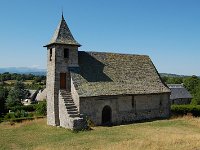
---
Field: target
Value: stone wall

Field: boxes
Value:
[79,93,170,125]
[71,78,80,111]
[46,46,59,126]
[59,91,69,128]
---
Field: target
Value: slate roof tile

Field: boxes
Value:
[45,16,80,47]
[71,51,170,97]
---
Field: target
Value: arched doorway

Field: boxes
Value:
[102,105,112,125]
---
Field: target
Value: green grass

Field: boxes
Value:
[1,117,200,150]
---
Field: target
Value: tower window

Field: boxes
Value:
[64,48,69,58]
[159,99,162,107]
[50,49,52,61]
[132,96,135,108]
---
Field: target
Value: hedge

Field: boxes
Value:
[10,104,37,112]
[171,105,200,117]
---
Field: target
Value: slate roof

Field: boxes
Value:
[168,84,192,100]
[44,15,80,47]
[71,51,170,97]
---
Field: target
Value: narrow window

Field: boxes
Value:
[64,48,69,58]
[132,96,135,108]
[159,99,162,107]
[49,49,52,61]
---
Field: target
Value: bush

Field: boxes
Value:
[36,101,47,116]
[4,112,15,120]
[4,110,30,121]
[10,104,36,112]
[171,105,200,117]
[27,112,34,117]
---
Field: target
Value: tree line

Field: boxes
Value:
[0,72,46,82]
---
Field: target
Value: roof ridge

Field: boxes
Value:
[79,51,149,57]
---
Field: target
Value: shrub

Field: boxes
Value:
[27,112,34,117]
[4,110,30,121]
[10,104,36,112]
[35,101,47,116]
[171,105,200,117]
[4,112,15,120]
[14,110,21,118]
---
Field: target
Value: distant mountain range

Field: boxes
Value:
[159,73,190,77]
[0,67,46,76]
[0,67,198,77]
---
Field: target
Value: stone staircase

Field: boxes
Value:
[59,90,87,130]
[60,90,80,118]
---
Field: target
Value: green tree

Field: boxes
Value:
[0,86,8,115]
[5,81,29,109]
[191,84,200,105]
[165,77,183,84]
[183,76,200,95]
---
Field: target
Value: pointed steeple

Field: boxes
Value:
[45,14,81,47]
[62,11,64,20]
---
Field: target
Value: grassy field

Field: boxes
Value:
[4,80,33,85]
[0,117,200,150]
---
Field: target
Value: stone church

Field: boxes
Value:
[44,15,171,130]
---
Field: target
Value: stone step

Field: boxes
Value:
[66,105,77,109]
[65,100,74,103]
[69,114,80,118]
[67,108,78,112]
[61,93,71,95]
[62,94,72,97]
[60,91,71,94]
[61,92,71,95]
[62,94,71,97]
[63,98,73,101]
[65,102,74,105]
[67,110,78,114]
[64,99,74,102]
[60,90,70,92]
[65,103,75,106]
[65,102,75,106]
[62,92,71,95]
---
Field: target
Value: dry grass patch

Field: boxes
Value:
[1,117,200,150]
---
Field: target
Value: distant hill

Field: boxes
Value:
[160,73,199,78]
[0,67,198,77]
[0,67,46,76]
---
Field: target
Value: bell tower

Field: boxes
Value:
[44,14,81,126]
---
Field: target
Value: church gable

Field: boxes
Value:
[71,51,170,97]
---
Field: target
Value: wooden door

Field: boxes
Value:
[60,73,66,89]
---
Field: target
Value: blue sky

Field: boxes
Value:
[0,0,199,75]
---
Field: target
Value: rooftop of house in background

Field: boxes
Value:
[168,84,192,100]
